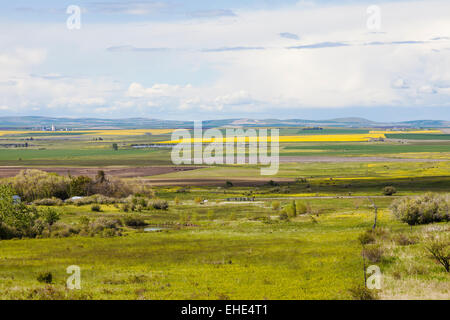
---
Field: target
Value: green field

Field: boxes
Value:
[0,127,448,300]
[385,133,450,140]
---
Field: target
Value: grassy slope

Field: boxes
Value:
[0,199,447,300]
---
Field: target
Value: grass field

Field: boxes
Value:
[0,126,448,300]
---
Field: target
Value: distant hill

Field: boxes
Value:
[0,116,448,129]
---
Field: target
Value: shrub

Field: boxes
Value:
[390,193,449,225]
[87,218,121,236]
[225,181,233,188]
[123,216,147,227]
[0,222,20,239]
[176,187,190,193]
[66,194,126,206]
[194,197,203,204]
[33,197,63,206]
[40,207,60,226]
[271,201,280,211]
[279,211,289,221]
[424,236,449,272]
[358,230,376,245]
[348,285,379,300]
[151,200,169,210]
[49,222,80,238]
[383,186,397,196]
[285,200,297,217]
[394,233,418,246]
[296,201,308,215]
[37,272,53,284]
[362,245,385,263]
[91,204,102,212]
[268,180,278,186]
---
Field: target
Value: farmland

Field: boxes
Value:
[0,126,448,300]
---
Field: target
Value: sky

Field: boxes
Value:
[0,0,450,121]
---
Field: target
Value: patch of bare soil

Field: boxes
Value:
[0,166,202,178]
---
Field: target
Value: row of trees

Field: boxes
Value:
[5,169,133,202]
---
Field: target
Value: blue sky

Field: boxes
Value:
[0,0,449,121]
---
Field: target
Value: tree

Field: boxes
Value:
[112,143,118,151]
[69,175,92,197]
[96,170,106,183]
[382,186,397,196]
[0,184,41,238]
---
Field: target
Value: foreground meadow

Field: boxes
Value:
[0,185,448,300]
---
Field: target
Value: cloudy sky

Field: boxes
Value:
[0,0,450,121]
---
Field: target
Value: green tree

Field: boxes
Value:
[0,184,40,238]
[69,175,92,197]
[112,143,118,151]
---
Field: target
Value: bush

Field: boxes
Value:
[66,194,126,206]
[296,201,308,215]
[279,211,289,221]
[424,236,449,272]
[123,216,147,227]
[390,193,449,225]
[49,222,80,238]
[271,201,280,211]
[91,204,102,212]
[194,197,203,204]
[151,200,169,210]
[348,285,379,300]
[358,230,376,245]
[285,200,297,217]
[86,218,122,237]
[40,207,60,226]
[33,197,63,206]
[362,245,385,263]
[394,233,418,246]
[0,222,20,239]
[383,186,397,196]
[37,272,53,284]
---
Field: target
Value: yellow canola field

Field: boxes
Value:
[87,129,174,136]
[159,133,387,144]
[369,130,442,134]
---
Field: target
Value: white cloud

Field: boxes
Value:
[418,85,437,94]
[2,0,450,117]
